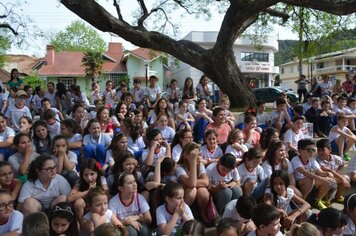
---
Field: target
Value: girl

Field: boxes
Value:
[55,82,73,116]
[176,142,211,224]
[94,223,129,236]
[120,118,145,156]
[67,158,108,221]
[216,218,239,236]
[49,202,79,236]
[103,133,133,173]
[112,101,129,130]
[97,106,114,136]
[171,129,194,162]
[82,187,123,233]
[225,129,248,162]
[181,77,197,113]
[237,147,268,199]
[0,189,23,235]
[308,207,347,236]
[90,81,102,105]
[51,135,79,187]
[60,119,83,158]
[132,109,148,137]
[32,86,45,115]
[8,133,39,178]
[259,127,280,155]
[193,99,213,143]
[155,114,176,144]
[0,161,22,201]
[195,75,212,108]
[17,154,71,216]
[102,81,116,109]
[71,104,89,131]
[343,193,356,236]
[175,100,195,130]
[181,220,205,236]
[205,107,231,145]
[32,120,52,154]
[83,119,112,167]
[148,98,175,129]
[264,170,310,230]
[156,182,194,236]
[141,128,171,168]
[0,114,15,161]
[200,129,223,166]
[19,116,33,135]
[288,222,320,236]
[6,68,24,92]
[109,172,152,235]
[166,79,181,110]
[242,114,260,148]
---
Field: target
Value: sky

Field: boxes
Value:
[5,0,298,56]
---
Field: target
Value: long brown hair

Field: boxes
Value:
[177,142,200,174]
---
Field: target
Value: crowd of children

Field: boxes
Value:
[0,71,355,236]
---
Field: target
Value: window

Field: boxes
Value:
[290,66,294,73]
[241,52,269,62]
[281,68,284,74]
[58,78,76,89]
[109,73,127,86]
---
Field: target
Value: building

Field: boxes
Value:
[279,47,356,91]
[170,31,279,88]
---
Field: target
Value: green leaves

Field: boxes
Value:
[81,51,103,82]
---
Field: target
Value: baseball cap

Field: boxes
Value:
[15,90,28,97]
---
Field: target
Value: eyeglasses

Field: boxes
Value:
[41,166,56,173]
[0,200,15,211]
[303,147,317,153]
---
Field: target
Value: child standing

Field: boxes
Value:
[49,202,79,236]
[5,90,32,132]
[144,75,161,109]
[156,182,194,236]
[0,189,23,235]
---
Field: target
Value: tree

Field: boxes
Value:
[81,51,103,82]
[50,20,107,52]
[60,0,356,106]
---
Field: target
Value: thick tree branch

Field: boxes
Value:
[113,0,124,21]
[281,0,356,15]
[0,23,18,35]
[264,8,289,22]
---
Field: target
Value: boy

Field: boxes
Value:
[284,116,305,158]
[291,139,336,209]
[22,211,49,236]
[130,79,145,106]
[305,97,328,138]
[247,203,283,236]
[44,82,56,108]
[256,101,271,129]
[115,82,128,101]
[316,138,350,203]
[122,92,136,114]
[271,98,292,132]
[144,75,161,109]
[5,90,32,132]
[0,189,23,235]
[43,109,61,139]
[40,97,64,121]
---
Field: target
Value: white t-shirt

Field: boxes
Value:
[44,91,56,107]
[18,174,71,209]
[32,94,43,110]
[83,133,112,149]
[83,208,113,223]
[200,145,223,161]
[265,187,294,212]
[261,159,293,177]
[67,133,83,143]
[0,126,15,143]
[256,112,271,126]
[130,87,145,103]
[196,83,212,99]
[103,90,116,106]
[176,164,207,179]
[225,144,248,159]
[291,156,320,181]
[54,150,78,171]
[156,203,193,236]
[5,104,32,132]
[171,144,182,162]
[8,152,40,177]
[0,210,23,234]
[205,162,240,186]
[127,136,145,153]
[237,163,266,185]
[166,87,182,100]
[271,110,287,125]
[284,129,305,150]
[109,193,150,221]
[144,86,161,102]
[157,126,175,144]
[223,199,251,222]
[48,121,61,139]
[141,146,167,166]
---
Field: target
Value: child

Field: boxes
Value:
[237,148,267,199]
[41,97,64,121]
[171,129,194,162]
[112,101,129,130]
[31,86,45,115]
[71,104,89,131]
[193,99,213,143]
[22,211,49,236]
[288,222,320,236]
[144,75,162,109]
[175,100,195,131]
[195,75,212,108]
[206,153,242,215]
[284,116,305,158]
[155,114,176,144]
[96,106,113,136]
[242,115,260,148]
[67,158,108,221]
[122,92,136,114]
[83,119,112,167]
[264,170,310,230]
[308,207,347,236]
[32,120,52,154]
[19,116,33,135]
[49,202,79,235]
[109,172,152,235]
[343,193,356,235]
[43,109,61,139]
[181,77,197,113]
[0,161,22,201]
[0,189,23,235]
[225,129,248,161]
[271,98,292,132]
[291,139,336,209]
[94,223,129,236]
[102,81,116,109]
[148,98,175,129]
[223,196,257,235]
[166,79,181,109]
[256,101,271,129]
[5,90,32,132]
[181,220,205,236]
[90,81,102,105]
[220,95,235,129]
[130,79,145,107]
[249,203,283,236]
[81,187,123,233]
[216,218,239,236]
[132,109,148,135]
[89,99,104,119]
[8,133,39,178]
[200,129,223,166]
[316,138,350,203]
[156,182,194,236]
[328,114,356,161]
[205,106,231,145]
[60,119,83,158]
[0,114,15,161]
[51,135,79,187]
[120,118,145,156]
[305,97,328,138]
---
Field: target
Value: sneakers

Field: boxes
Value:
[343,153,351,161]
[315,199,327,210]
[322,199,332,207]
[333,196,345,204]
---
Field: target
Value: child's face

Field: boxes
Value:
[221,100,229,110]
[125,96,133,104]
[15,96,26,106]
[0,165,14,186]
[202,78,208,85]
[117,136,128,151]
[53,138,67,153]
[217,163,233,176]
[246,158,262,169]
[312,101,320,109]
[51,217,70,235]
[299,145,316,159]
[106,82,113,90]
[133,113,143,123]
[89,122,101,138]
[0,116,6,132]
[171,81,177,89]
[134,82,141,88]
[292,119,303,130]
[261,218,281,236]
[158,116,168,128]
[17,136,31,153]
[119,104,127,114]
[337,99,347,107]
[206,134,217,148]
[149,78,157,86]
[83,168,98,186]
[120,174,137,193]
[152,134,163,146]
[42,101,51,110]
[19,118,31,132]
[60,124,71,137]
[350,101,356,109]
[0,194,14,220]
[233,133,244,144]
[321,103,330,111]
[271,132,279,141]
[91,195,108,216]
[99,109,109,121]
[274,145,287,162]
[35,125,48,140]
[38,160,57,180]
[198,100,206,109]
[122,158,138,173]
[74,107,85,120]
[179,103,188,112]
[272,176,286,196]
[186,79,193,88]
[246,119,257,130]
[277,104,286,112]
[258,104,265,112]
[166,189,184,209]
[159,100,167,109]
[26,88,33,95]
[180,132,193,147]
[338,118,348,127]
[48,84,54,93]
[317,146,331,159]
[215,111,226,123]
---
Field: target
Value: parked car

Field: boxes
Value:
[253,87,299,103]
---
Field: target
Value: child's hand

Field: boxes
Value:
[218,181,227,189]
[283,215,296,230]
[130,221,142,231]
[156,156,166,164]
[174,202,185,216]
[160,140,168,147]
[151,140,161,149]
[25,143,33,154]
[188,152,198,163]
[89,181,97,189]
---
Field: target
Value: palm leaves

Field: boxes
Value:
[81,51,103,82]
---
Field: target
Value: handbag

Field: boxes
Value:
[206,195,218,221]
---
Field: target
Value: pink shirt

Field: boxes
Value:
[205,123,231,144]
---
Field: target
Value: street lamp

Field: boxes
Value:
[144,60,148,87]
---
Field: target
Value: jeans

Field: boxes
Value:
[83,144,106,166]
[252,178,269,200]
[126,222,152,236]
[213,186,242,215]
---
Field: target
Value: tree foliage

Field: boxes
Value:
[50,20,107,52]
[81,51,103,82]
[24,75,46,90]
[60,0,356,107]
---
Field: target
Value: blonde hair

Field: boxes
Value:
[288,222,320,236]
